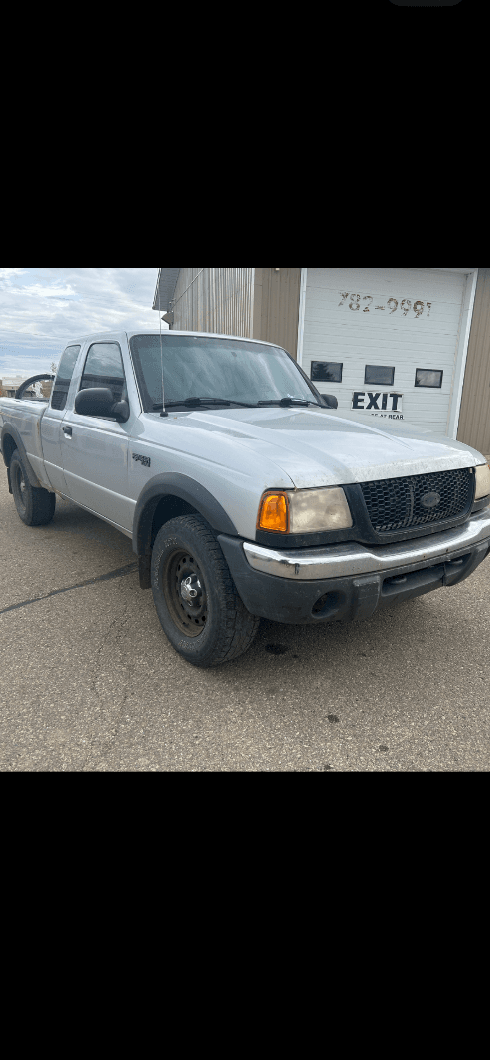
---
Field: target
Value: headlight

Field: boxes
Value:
[257,487,353,533]
[475,463,490,500]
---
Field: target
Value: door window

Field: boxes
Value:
[79,343,127,407]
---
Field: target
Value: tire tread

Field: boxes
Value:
[10,450,56,527]
[152,515,260,667]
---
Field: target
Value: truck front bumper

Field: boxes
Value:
[217,509,490,625]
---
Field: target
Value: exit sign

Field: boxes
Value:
[351,392,404,418]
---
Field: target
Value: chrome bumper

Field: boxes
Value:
[243,508,490,581]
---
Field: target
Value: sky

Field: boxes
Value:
[0,268,169,379]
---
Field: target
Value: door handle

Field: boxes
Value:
[62,426,73,436]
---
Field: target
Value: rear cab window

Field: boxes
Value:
[51,346,82,410]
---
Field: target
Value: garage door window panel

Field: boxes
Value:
[365,365,395,386]
[311,362,343,383]
[415,370,443,388]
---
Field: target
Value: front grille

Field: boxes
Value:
[360,468,474,534]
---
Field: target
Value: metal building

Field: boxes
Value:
[153,268,490,455]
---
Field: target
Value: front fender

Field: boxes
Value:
[132,472,239,587]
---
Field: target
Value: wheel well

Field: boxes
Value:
[135,491,226,591]
[135,487,236,593]
[150,495,199,548]
[1,433,17,467]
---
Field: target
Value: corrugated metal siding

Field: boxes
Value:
[253,268,301,358]
[457,267,490,454]
[153,268,181,311]
[171,268,254,337]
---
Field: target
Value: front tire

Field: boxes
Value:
[10,449,56,526]
[151,515,260,668]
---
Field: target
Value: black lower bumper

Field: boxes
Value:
[217,534,490,626]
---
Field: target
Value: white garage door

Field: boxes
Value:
[300,268,474,435]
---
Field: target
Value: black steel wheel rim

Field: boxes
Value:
[163,549,208,638]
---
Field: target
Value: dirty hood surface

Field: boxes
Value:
[159,406,486,489]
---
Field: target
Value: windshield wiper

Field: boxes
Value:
[152,396,321,411]
[257,398,321,408]
[153,397,256,410]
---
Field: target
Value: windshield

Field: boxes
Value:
[129,335,320,411]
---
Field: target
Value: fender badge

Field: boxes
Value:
[132,453,151,468]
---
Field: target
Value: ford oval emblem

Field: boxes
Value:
[421,491,441,509]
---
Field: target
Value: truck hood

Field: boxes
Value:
[161,406,486,488]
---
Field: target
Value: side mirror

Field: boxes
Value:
[75,388,130,422]
[111,400,130,423]
[320,394,338,409]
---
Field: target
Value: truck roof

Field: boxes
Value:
[63,330,284,350]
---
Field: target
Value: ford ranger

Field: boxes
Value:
[1,330,490,668]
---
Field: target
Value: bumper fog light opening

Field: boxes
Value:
[311,591,343,618]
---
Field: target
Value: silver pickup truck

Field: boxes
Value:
[2,330,490,668]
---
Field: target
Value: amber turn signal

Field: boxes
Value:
[257,491,289,533]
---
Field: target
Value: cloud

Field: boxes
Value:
[0,268,28,292]
[0,267,169,377]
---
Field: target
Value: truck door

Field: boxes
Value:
[60,341,134,531]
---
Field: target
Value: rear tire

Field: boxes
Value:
[151,515,260,668]
[10,449,56,526]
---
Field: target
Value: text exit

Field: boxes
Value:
[351,392,404,417]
